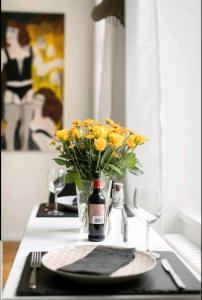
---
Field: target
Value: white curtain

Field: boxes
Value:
[93,0,161,232]
[94,11,125,125]
[125,0,201,234]
[94,0,201,234]
[125,0,162,211]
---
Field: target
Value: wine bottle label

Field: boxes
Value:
[90,204,105,224]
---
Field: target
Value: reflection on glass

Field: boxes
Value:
[47,167,65,216]
[133,186,162,259]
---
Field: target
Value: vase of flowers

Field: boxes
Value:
[51,118,147,231]
[75,177,112,232]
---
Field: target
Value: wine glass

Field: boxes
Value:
[47,167,65,216]
[133,186,162,259]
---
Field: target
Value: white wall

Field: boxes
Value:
[126,0,201,234]
[2,152,56,240]
[2,0,94,240]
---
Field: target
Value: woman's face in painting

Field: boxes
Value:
[33,93,46,109]
[6,26,19,45]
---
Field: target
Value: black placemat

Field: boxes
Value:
[16,251,201,296]
[36,203,134,218]
[36,203,78,218]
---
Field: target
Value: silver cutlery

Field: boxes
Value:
[29,251,42,289]
[161,258,186,290]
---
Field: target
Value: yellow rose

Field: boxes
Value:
[50,139,56,145]
[112,123,120,129]
[126,134,136,148]
[129,129,136,135]
[92,125,108,139]
[85,134,95,139]
[70,127,81,139]
[83,119,95,126]
[69,143,75,149]
[112,152,120,158]
[107,126,116,134]
[80,142,86,149]
[135,134,148,145]
[109,133,124,148]
[105,118,115,125]
[94,138,107,152]
[55,129,69,141]
[72,119,81,127]
[116,127,129,135]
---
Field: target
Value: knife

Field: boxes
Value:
[161,259,186,290]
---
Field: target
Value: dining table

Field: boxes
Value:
[2,204,201,300]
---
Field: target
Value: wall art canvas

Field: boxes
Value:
[1,12,64,151]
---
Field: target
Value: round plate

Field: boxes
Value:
[57,196,77,212]
[42,245,156,284]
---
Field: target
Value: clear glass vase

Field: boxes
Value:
[76,178,112,233]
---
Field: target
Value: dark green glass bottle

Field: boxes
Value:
[88,172,105,242]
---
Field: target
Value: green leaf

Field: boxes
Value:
[59,154,68,159]
[108,164,123,175]
[100,148,112,166]
[65,170,83,190]
[74,172,83,190]
[54,158,73,168]
[129,167,144,176]
[65,170,78,183]
[53,158,67,166]
[116,169,126,180]
[124,153,137,169]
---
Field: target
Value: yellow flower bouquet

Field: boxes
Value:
[51,118,148,189]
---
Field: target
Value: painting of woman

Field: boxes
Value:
[1,13,64,151]
[29,88,62,151]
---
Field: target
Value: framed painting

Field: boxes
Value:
[1,12,64,151]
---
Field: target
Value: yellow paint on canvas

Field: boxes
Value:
[27,22,64,101]
[1,120,7,135]
[1,18,64,138]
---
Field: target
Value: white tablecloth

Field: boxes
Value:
[3,205,201,300]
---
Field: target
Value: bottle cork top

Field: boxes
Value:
[113,182,123,191]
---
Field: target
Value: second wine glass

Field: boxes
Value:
[133,186,162,259]
[47,167,65,216]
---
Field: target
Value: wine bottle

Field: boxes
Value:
[88,172,105,242]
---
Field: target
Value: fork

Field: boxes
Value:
[29,251,42,289]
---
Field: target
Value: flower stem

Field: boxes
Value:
[95,151,101,172]
[72,148,85,178]
[102,149,115,171]
[89,139,92,170]
[66,145,83,177]
[76,145,87,161]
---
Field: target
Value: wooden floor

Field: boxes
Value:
[2,242,20,287]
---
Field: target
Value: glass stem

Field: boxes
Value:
[54,192,58,212]
[146,223,150,253]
